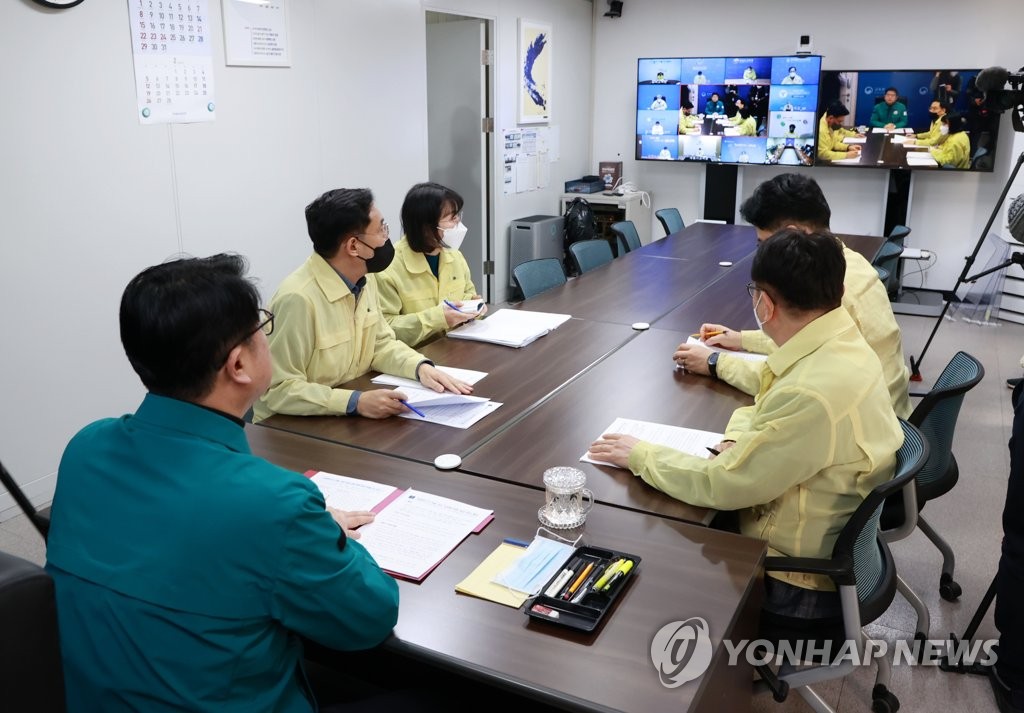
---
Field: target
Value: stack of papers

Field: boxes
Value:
[832,155,862,164]
[581,417,724,469]
[841,137,867,145]
[448,309,571,348]
[396,386,502,429]
[906,154,938,167]
[308,471,493,581]
[685,336,767,363]
[371,365,488,390]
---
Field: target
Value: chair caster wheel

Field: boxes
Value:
[872,684,900,713]
[940,573,962,602]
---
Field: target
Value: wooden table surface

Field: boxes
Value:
[247,424,766,713]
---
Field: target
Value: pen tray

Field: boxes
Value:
[525,546,641,632]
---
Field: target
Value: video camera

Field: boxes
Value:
[976,66,1024,132]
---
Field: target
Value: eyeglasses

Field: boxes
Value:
[439,211,463,228]
[746,282,761,298]
[358,221,389,240]
[254,308,275,337]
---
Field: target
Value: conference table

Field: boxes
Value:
[247,425,766,713]
[820,131,939,169]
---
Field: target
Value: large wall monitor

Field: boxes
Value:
[636,55,822,166]
[817,69,999,171]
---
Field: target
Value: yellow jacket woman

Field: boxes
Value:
[377,182,484,347]
[929,114,971,169]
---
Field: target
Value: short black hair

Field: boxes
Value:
[401,182,464,254]
[305,188,374,258]
[120,254,261,401]
[710,92,720,100]
[788,66,796,72]
[885,87,899,96]
[738,107,752,119]
[681,100,694,110]
[825,101,849,117]
[751,229,845,312]
[740,173,832,232]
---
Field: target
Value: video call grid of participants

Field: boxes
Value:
[636,55,821,165]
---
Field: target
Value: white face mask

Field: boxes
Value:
[939,124,950,136]
[753,290,768,330]
[440,221,468,251]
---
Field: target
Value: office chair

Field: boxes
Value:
[872,243,904,297]
[880,351,984,618]
[0,459,49,541]
[568,239,614,274]
[755,419,927,713]
[0,550,67,712]
[609,221,642,253]
[654,208,685,236]
[512,258,567,300]
[874,265,890,284]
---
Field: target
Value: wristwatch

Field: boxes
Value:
[707,351,720,380]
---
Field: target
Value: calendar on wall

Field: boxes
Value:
[128,0,216,125]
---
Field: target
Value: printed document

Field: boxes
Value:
[371,366,488,390]
[448,309,571,348]
[582,417,723,468]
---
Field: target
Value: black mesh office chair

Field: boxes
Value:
[881,351,984,614]
[0,459,49,541]
[756,419,927,713]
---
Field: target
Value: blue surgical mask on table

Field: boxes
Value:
[491,533,577,595]
[441,222,468,251]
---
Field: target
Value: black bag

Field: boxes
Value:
[563,197,597,274]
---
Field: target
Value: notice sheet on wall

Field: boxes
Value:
[222,0,291,67]
[128,0,216,124]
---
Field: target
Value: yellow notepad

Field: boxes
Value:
[454,542,531,608]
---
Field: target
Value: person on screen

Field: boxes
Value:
[649,94,668,111]
[590,229,904,623]
[705,92,725,116]
[905,101,947,146]
[671,173,912,419]
[693,70,708,85]
[729,97,747,125]
[929,113,971,169]
[781,66,804,85]
[817,102,864,161]
[45,254,402,712]
[650,120,665,135]
[735,107,758,136]
[870,88,908,130]
[782,102,795,112]
[653,71,667,84]
[658,146,673,160]
[678,100,701,133]
[932,70,961,110]
[743,65,757,81]
[377,182,486,348]
[254,188,472,422]
[786,123,799,137]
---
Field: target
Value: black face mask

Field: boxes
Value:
[356,237,395,273]
[929,111,940,120]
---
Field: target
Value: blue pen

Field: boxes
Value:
[401,401,427,418]
[503,538,530,548]
[444,299,482,315]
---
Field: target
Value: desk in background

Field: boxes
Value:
[247,424,766,713]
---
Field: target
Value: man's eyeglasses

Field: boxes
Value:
[358,221,390,240]
[746,282,761,298]
[254,308,274,337]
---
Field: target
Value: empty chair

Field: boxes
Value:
[0,550,67,712]
[512,258,566,300]
[755,419,927,713]
[610,221,642,253]
[880,350,984,613]
[0,459,49,541]
[874,265,890,284]
[872,243,903,296]
[569,239,614,274]
[887,224,911,245]
[655,208,685,236]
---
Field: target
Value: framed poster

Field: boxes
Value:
[518,19,551,124]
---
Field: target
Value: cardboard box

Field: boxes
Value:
[599,161,623,191]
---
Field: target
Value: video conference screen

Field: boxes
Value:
[818,69,999,172]
[635,55,822,166]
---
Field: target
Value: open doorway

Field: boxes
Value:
[425,11,493,300]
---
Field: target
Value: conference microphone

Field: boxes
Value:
[1009,194,1024,245]
[976,66,1010,93]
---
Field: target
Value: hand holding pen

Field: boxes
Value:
[696,323,741,350]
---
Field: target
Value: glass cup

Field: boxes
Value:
[538,467,594,529]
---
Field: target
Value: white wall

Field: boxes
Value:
[0,0,593,516]
[591,0,1024,290]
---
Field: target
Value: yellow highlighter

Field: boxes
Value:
[601,559,635,592]
[592,558,625,591]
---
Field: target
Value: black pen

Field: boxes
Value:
[706,446,721,456]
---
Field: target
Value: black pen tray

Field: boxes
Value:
[525,546,641,632]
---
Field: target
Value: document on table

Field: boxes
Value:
[841,137,867,144]
[685,336,767,362]
[371,366,488,390]
[454,542,532,608]
[448,309,572,348]
[582,417,724,468]
[906,154,938,167]
[399,399,503,428]
[831,156,862,164]
[356,489,493,581]
[308,471,401,512]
